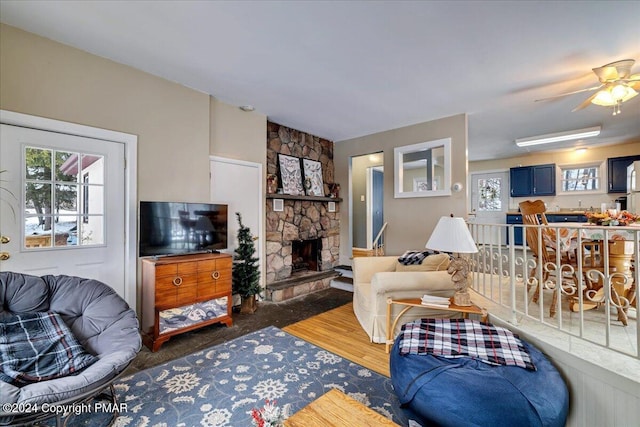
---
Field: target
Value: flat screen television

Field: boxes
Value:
[139,201,228,257]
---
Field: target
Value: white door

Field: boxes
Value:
[0,124,126,297]
[470,171,509,245]
[210,157,263,286]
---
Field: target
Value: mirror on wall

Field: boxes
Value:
[394,138,451,198]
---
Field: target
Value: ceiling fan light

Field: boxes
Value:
[622,87,638,101]
[592,89,616,106]
[611,84,629,100]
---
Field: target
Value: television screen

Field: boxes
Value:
[139,201,228,257]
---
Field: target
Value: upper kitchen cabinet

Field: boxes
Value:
[510,164,556,197]
[608,155,640,193]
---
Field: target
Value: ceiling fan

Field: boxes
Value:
[537,59,640,115]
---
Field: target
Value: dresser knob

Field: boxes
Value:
[172,277,182,286]
[212,271,220,280]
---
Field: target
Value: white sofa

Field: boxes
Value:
[353,254,460,344]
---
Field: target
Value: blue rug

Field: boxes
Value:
[67,326,409,426]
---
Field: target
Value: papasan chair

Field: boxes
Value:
[0,272,141,426]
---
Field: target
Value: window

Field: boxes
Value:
[559,163,600,193]
[478,178,502,211]
[24,146,105,249]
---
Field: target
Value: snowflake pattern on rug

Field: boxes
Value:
[69,326,408,427]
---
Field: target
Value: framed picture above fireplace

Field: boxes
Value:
[302,158,324,197]
[278,154,305,195]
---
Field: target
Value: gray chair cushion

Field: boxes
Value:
[0,272,141,409]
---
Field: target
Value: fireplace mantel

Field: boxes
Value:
[266,194,342,203]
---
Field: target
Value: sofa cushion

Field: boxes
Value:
[0,311,97,386]
[395,253,450,272]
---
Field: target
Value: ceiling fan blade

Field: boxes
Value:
[572,92,599,112]
[592,59,635,82]
[535,85,602,102]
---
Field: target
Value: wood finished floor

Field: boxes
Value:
[284,302,391,377]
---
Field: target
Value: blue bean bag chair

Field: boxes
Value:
[390,327,569,427]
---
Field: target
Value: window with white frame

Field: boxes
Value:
[559,163,601,192]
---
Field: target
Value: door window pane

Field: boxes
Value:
[478,178,502,211]
[25,147,52,180]
[23,146,105,249]
[55,183,78,214]
[56,151,79,182]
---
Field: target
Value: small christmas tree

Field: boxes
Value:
[233,212,261,313]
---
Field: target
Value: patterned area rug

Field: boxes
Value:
[66,326,408,426]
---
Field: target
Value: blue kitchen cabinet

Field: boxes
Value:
[510,164,556,197]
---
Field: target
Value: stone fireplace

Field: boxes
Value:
[265,122,341,302]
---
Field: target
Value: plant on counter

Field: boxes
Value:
[585,210,639,226]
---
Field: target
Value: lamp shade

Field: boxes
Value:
[426,216,477,254]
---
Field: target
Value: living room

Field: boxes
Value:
[1,2,640,426]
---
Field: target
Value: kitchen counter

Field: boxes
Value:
[506,210,587,215]
[505,211,588,245]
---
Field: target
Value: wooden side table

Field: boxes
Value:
[284,388,399,426]
[386,297,488,353]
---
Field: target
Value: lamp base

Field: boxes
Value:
[453,290,472,306]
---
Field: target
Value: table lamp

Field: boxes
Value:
[425,215,478,306]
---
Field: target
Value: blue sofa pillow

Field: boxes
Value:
[0,311,97,386]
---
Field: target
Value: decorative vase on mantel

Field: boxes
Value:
[232,212,261,314]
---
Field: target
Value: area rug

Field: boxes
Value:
[65,326,409,426]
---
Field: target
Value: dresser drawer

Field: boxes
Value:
[155,273,197,308]
[155,261,199,278]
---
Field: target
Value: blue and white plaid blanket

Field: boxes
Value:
[397,250,436,265]
[0,311,97,386]
[398,318,536,370]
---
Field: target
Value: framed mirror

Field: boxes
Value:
[394,137,451,198]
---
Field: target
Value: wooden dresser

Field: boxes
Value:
[141,252,233,351]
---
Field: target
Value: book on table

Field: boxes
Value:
[421,294,450,307]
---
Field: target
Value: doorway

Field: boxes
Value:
[0,111,137,306]
[368,167,384,248]
[351,152,383,252]
[470,171,509,245]
[209,156,263,289]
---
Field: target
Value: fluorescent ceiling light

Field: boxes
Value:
[515,126,601,147]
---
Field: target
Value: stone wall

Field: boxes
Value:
[265,122,340,286]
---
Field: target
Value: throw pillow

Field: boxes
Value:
[396,253,450,272]
[0,311,97,386]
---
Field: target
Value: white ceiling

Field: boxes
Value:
[1,1,639,161]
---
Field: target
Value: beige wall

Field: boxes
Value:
[470,141,640,210]
[0,24,211,202]
[335,114,468,263]
[210,98,267,166]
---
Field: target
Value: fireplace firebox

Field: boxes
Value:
[291,238,321,273]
